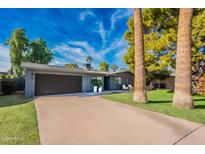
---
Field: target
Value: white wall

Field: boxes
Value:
[24,70,35,97]
[82,75,93,92]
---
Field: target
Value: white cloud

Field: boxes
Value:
[53,43,85,57]
[79,9,107,47]
[112,41,128,68]
[51,9,132,70]
[80,9,96,21]
[115,48,126,58]
[68,40,104,62]
[104,35,127,55]
[52,44,86,66]
[0,45,10,72]
[51,40,105,69]
[50,59,67,66]
[68,41,95,53]
[95,21,106,47]
[80,9,131,52]
[51,37,128,70]
[111,8,133,30]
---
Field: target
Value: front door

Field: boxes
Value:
[104,76,110,90]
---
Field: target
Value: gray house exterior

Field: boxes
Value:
[21,63,134,97]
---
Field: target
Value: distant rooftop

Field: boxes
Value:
[0,72,7,75]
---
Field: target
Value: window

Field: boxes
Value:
[97,77,103,80]
[114,77,121,84]
[160,83,166,89]
[118,77,121,84]
[126,78,129,84]
[91,77,97,83]
[91,77,102,81]
[91,77,103,85]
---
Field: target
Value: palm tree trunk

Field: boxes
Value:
[173,8,193,109]
[133,8,147,103]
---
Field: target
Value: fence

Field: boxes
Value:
[0,80,2,94]
[0,78,25,95]
[16,78,25,91]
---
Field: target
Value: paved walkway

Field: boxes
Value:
[35,94,205,144]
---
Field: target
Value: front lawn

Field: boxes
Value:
[103,90,205,124]
[0,95,40,144]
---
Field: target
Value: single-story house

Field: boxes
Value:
[21,63,134,97]
[148,75,175,90]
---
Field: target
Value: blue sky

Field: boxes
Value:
[0,8,133,71]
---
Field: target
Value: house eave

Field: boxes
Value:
[21,62,112,76]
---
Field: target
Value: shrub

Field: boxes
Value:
[1,79,17,95]
[91,78,98,86]
[96,79,103,88]
[2,74,15,79]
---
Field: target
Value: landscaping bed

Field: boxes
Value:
[103,89,205,124]
[0,95,40,144]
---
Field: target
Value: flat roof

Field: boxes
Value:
[112,70,134,74]
[21,62,130,76]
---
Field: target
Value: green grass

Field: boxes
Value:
[0,95,40,144]
[103,90,205,124]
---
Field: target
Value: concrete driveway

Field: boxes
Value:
[35,94,205,144]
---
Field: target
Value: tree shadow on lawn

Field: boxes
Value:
[148,99,205,109]
[166,89,174,93]
[194,103,205,109]
[0,94,34,108]
[148,98,205,103]
[194,105,205,109]
[148,100,172,104]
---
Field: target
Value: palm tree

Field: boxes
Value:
[173,8,193,109]
[99,62,109,71]
[64,63,79,69]
[86,56,93,64]
[133,8,147,103]
[111,64,119,72]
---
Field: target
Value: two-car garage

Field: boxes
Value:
[35,74,82,96]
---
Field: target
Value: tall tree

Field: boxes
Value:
[133,8,147,103]
[86,56,93,64]
[23,38,53,64]
[64,63,79,69]
[111,64,119,72]
[99,62,109,71]
[124,9,205,87]
[5,28,29,77]
[173,9,194,109]
[124,9,177,83]
[192,9,205,90]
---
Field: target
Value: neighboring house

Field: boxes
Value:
[197,76,205,95]
[148,75,175,90]
[105,71,134,90]
[21,63,134,97]
[0,72,7,76]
